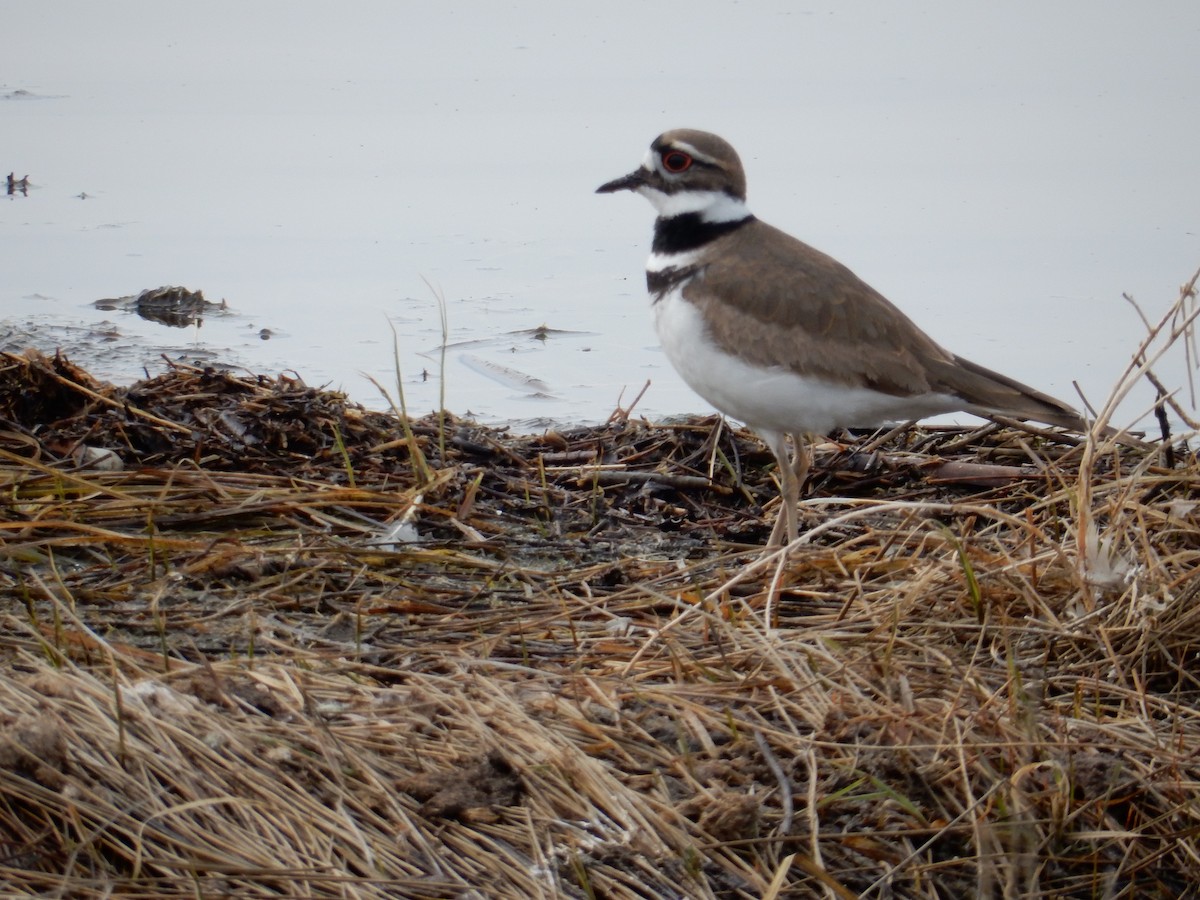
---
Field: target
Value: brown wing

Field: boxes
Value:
[685,220,957,397]
[685,219,1089,429]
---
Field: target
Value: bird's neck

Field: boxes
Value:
[651,211,753,256]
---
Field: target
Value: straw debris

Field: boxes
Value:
[1,346,1198,898]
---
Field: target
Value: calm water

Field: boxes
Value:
[4,2,1198,431]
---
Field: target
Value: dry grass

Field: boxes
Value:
[1,277,1198,898]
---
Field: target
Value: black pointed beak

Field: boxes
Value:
[596,168,647,194]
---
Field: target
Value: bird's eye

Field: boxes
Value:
[661,150,693,173]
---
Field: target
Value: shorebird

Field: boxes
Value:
[598,129,1099,545]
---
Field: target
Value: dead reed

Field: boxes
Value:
[0,273,1197,898]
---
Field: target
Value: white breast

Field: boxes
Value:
[652,284,960,435]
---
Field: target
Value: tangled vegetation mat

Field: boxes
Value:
[1,348,1198,898]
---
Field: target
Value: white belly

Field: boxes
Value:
[652,286,960,435]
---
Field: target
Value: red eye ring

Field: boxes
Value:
[661,150,693,173]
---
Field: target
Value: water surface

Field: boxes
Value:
[4,2,1198,431]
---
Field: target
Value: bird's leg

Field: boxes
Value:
[790,431,811,496]
[765,432,811,547]
[787,433,811,539]
[762,432,796,546]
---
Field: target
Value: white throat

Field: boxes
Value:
[636,185,751,223]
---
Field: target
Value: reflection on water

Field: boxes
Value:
[6,173,30,196]
[94,286,230,329]
[2,1,1197,429]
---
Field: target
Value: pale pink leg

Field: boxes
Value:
[764,431,808,547]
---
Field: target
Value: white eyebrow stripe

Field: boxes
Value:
[666,139,721,167]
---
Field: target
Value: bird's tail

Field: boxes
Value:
[941,355,1135,442]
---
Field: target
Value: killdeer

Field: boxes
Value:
[598,128,1100,546]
